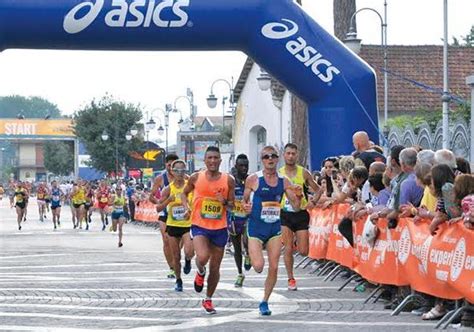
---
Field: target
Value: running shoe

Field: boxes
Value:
[58,220,61,226]
[167,269,176,279]
[175,278,183,292]
[234,274,245,288]
[183,259,192,275]
[288,278,297,291]
[118,242,123,248]
[105,217,109,225]
[259,301,272,316]
[194,269,205,293]
[102,224,106,231]
[202,299,216,315]
[244,255,251,271]
[18,225,21,231]
[85,223,89,231]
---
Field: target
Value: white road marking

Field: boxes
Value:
[227,319,436,327]
[0,312,182,322]
[0,303,253,312]
[0,262,143,269]
[0,286,339,292]
[0,254,69,260]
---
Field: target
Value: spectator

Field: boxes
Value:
[361,161,386,205]
[434,149,457,171]
[455,157,471,174]
[352,131,386,169]
[454,174,474,230]
[416,149,435,166]
[399,148,424,207]
[320,157,339,198]
[428,164,461,235]
[368,173,390,207]
[412,163,437,221]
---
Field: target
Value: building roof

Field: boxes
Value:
[234,46,474,113]
[360,45,474,113]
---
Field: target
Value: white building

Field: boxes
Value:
[233,58,293,172]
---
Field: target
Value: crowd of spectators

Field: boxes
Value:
[310,131,473,326]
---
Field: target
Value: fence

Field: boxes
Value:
[386,119,471,160]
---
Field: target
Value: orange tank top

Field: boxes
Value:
[191,171,229,230]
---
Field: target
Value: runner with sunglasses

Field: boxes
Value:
[228,154,251,287]
[156,160,194,292]
[150,154,180,279]
[243,146,302,316]
[181,146,235,315]
[279,143,322,291]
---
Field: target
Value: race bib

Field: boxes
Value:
[233,199,247,218]
[114,207,123,213]
[100,197,108,203]
[37,193,44,199]
[201,198,223,220]
[261,202,281,223]
[171,204,186,221]
[52,195,60,202]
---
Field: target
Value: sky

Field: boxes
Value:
[0,0,472,145]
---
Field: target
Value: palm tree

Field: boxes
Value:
[333,0,357,41]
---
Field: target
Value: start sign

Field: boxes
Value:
[0,119,75,139]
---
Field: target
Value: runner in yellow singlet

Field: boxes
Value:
[111,187,127,247]
[279,143,322,291]
[156,160,194,292]
[71,181,87,229]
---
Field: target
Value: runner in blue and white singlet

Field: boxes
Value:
[243,146,302,316]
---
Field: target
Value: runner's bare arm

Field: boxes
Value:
[284,177,302,212]
[181,173,198,212]
[304,168,323,205]
[226,175,236,210]
[155,186,171,212]
[243,174,258,214]
[149,176,163,204]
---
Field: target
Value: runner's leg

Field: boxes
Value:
[263,236,282,302]
[282,226,295,280]
[159,220,174,273]
[248,238,264,273]
[206,244,225,298]
[230,233,243,275]
[168,235,182,280]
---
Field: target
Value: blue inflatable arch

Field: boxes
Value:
[0,0,379,168]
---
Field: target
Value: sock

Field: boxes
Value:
[198,266,206,275]
[206,296,212,301]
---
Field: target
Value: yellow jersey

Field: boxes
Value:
[166,181,192,228]
[279,165,307,211]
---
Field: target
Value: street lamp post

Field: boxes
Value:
[344,1,388,128]
[207,78,236,130]
[151,105,174,154]
[174,91,197,172]
[101,126,137,180]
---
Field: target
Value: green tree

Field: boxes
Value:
[0,95,61,118]
[74,96,143,173]
[462,25,474,47]
[44,141,74,176]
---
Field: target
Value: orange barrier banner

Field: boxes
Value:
[308,207,333,259]
[308,204,474,302]
[134,201,159,223]
[325,204,354,269]
[354,218,408,287]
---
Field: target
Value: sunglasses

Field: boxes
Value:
[262,153,279,160]
[172,168,186,174]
